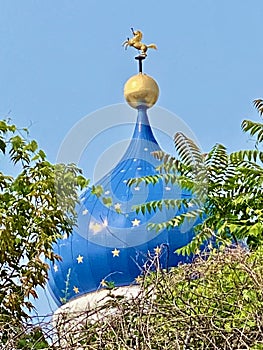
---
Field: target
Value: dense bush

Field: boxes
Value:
[17,246,263,349]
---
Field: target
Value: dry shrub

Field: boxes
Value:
[2,246,263,349]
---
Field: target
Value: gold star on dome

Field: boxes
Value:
[135,276,143,284]
[111,248,120,257]
[101,279,108,287]
[73,286,79,294]
[132,218,140,227]
[90,222,102,234]
[154,246,162,255]
[195,248,201,255]
[76,254,84,264]
[114,203,122,213]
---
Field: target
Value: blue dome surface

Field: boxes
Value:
[48,106,196,306]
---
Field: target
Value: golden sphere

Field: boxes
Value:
[124,73,159,109]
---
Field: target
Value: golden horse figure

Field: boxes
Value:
[123,28,157,57]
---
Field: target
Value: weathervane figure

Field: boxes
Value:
[122,28,157,57]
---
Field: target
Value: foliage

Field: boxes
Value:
[2,322,50,350]
[7,326,49,350]
[0,119,89,342]
[242,99,263,146]
[253,98,263,116]
[129,102,263,254]
[13,247,263,349]
[16,327,49,350]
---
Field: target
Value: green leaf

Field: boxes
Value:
[91,185,103,197]
[0,138,6,154]
[102,197,113,207]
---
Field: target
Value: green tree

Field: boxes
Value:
[242,99,263,146]
[129,101,263,253]
[0,119,88,334]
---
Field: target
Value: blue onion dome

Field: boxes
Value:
[48,72,196,306]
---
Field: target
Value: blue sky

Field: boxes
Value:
[1,1,263,315]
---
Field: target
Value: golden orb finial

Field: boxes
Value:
[123,29,159,109]
[124,73,159,109]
